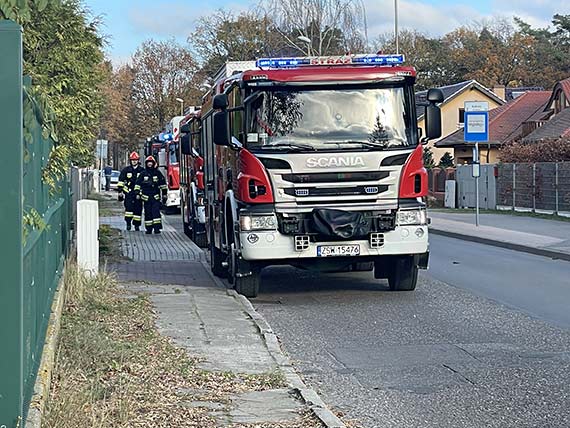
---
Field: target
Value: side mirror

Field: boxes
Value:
[427,88,444,103]
[213,94,229,110]
[181,134,191,155]
[425,104,442,140]
[213,111,230,146]
[180,123,191,134]
[424,88,444,140]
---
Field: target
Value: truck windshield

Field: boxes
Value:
[246,87,413,151]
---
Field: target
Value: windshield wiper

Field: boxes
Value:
[260,143,317,152]
[326,140,389,149]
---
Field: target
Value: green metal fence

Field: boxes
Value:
[0,20,71,427]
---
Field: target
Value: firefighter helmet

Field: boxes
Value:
[145,155,156,165]
[129,151,140,161]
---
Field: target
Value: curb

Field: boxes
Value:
[25,265,67,428]
[200,260,346,428]
[430,228,570,262]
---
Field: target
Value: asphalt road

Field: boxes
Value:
[253,236,570,428]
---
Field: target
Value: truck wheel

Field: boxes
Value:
[387,256,418,291]
[235,272,260,298]
[210,240,227,278]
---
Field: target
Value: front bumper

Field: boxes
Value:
[239,225,428,261]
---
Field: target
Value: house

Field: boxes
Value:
[435,91,552,164]
[416,80,505,164]
[523,77,570,142]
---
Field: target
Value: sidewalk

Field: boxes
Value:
[429,210,570,261]
[100,206,345,428]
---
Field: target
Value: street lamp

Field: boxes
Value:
[297,36,312,56]
[176,97,184,116]
[394,0,399,54]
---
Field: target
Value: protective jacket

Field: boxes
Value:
[134,167,167,201]
[118,164,144,194]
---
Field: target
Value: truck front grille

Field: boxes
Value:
[284,185,388,198]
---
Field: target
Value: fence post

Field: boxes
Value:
[532,163,536,212]
[512,163,516,210]
[0,20,24,428]
[554,162,560,215]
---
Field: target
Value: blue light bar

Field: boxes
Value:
[256,54,405,68]
[353,54,405,65]
[159,132,174,142]
[256,58,311,68]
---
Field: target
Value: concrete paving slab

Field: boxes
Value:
[228,389,303,424]
[150,286,278,375]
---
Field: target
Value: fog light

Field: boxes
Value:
[415,228,425,238]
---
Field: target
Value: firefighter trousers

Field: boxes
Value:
[143,198,162,232]
[124,195,143,226]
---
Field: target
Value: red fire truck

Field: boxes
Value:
[179,111,207,247]
[201,54,443,297]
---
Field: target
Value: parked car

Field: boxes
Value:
[110,170,120,190]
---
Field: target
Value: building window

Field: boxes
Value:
[458,108,465,125]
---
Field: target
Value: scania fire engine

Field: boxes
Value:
[201,54,443,297]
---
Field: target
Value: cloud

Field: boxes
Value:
[128,1,251,38]
[363,0,484,38]
[362,0,565,41]
[128,1,207,37]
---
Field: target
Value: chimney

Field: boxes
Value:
[493,85,506,100]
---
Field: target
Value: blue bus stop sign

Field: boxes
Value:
[464,111,489,142]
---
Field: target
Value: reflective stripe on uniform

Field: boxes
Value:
[145,220,153,226]
[141,195,149,201]
[125,212,134,218]
[117,181,124,188]
[134,185,141,190]
[154,194,160,200]
[133,216,141,221]
[159,185,167,190]
[153,219,162,224]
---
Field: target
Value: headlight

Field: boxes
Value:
[396,209,427,226]
[239,215,277,231]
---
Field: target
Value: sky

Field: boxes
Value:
[83,0,569,65]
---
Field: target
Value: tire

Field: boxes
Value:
[192,224,208,248]
[183,220,191,236]
[386,256,418,291]
[210,238,227,278]
[235,272,261,298]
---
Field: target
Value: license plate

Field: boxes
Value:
[317,244,360,257]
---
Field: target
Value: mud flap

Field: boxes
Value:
[416,252,429,270]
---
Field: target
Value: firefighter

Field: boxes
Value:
[117,152,144,231]
[134,156,167,234]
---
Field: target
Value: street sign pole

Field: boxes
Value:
[474,143,480,226]
[464,101,488,227]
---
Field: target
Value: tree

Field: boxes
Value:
[192,10,285,78]
[131,39,201,137]
[10,0,106,181]
[262,0,367,56]
[515,14,570,88]
[374,30,454,90]
[438,152,454,168]
[423,146,435,169]
[100,64,140,153]
[441,19,536,88]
